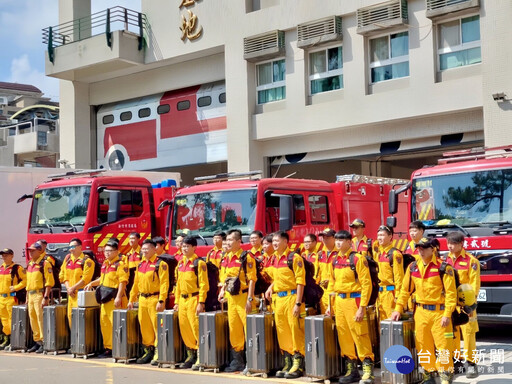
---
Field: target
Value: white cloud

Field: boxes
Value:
[9,54,60,101]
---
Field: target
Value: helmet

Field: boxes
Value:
[457,283,477,314]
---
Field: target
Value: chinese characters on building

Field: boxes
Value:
[179,0,203,41]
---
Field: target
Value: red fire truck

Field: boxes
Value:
[165,172,409,255]
[387,146,512,324]
[20,169,180,264]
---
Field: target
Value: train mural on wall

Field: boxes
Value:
[96,81,227,170]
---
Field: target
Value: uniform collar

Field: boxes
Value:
[31,254,45,265]
[184,253,198,263]
[250,246,262,254]
[143,254,158,263]
[1,262,13,268]
[381,243,394,253]
[448,249,467,261]
[277,247,290,259]
[353,235,367,243]
[339,248,352,259]
[229,248,243,260]
[105,255,120,265]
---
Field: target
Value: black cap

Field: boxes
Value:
[321,228,336,237]
[28,243,43,251]
[0,248,14,255]
[417,237,438,248]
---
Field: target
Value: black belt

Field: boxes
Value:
[29,289,44,295]
[140,292,159,298]
[234,288,249,296]
[181,292,199,299]
[416,303,445,311]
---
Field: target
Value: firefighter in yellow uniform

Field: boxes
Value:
[376,225,404,321]
[26,242,54,353]
[59,238,95,325]
[206,231,225,268]
[85,240,128,358]
[392,238,457,384]
[445,232,480,379]
[0,248,27,350]
[317,228,338,314]
[350,219,370,257]
[218,229,257,372]
[123,232,141,296]
[249,230,264,259]
[265,231,306,379]
[301,234,319,278]
[328,231,375,384]
[173,236,209,370]
[405,221,426,259]
[128,238,169,364]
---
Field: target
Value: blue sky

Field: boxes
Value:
[0,0,140,101]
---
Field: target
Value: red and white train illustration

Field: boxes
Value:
[96,81,227,171]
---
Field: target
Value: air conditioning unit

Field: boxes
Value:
[244,30,285,62]
[356,0,408,35]
[297,16,342,49]
[426,0,479,19]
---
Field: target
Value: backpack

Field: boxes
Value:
[38,255,61,290]
[10,264,27,304]
[240,251,271,296]
[385,247,416,273]
[349,251,380,306]
[155,254,179,288]
[193,258,221,312]
[287,252,324,307]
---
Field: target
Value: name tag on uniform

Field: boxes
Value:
[431,268,438,272]
[459,262,467,266]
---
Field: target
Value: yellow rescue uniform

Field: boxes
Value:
[98,256,129,350]
[219,248,257,352]
[129,255,169,347]
[123,246,141,296]
[301,250,319,281]
[330,249,374,361]
[0,263,26,335]
[27,256,54,343]
[206,247,223,269]
[317,247,337,313]
[59,253,95,325]
[446,250,480,363]
[267,248,306,356]
[395,255,457,373]
[175,254,209,350]
[376,244,404,320]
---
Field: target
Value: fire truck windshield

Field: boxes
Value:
[172,189,257,238]
[412,169,512,226]
[30,186,91,229]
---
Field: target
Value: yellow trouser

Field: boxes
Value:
[378,290,396,321]
[454,310,478,363]
[28,292,44,343]
[334,295,374,361]
[178,295,200,350]
[414,306,454,373]
[319,289,332,314]
[100,297,128,350]
[67,293,78,326]
[274,293,305,356]
[225,291,249,352]
[0,296,16,335]
[138,295,159,347]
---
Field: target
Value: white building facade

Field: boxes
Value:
[46,0,512,184]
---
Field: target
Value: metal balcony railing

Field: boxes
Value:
[42,6,147,63]
[427,0,472,11]
[0,118,58,147]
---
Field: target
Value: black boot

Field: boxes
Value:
[338,359,361,384]
[224,349,245,372]
[359,358,374,384]
[276,352,292,378]
[421,371,436,384]
[0,335,10,350]
[284,353,304,379]
[182,348,197,369]
[136,345,155,364]
[466,362,479,379]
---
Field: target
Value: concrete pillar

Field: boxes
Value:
[481,0,512,147]
[58,0,92,169]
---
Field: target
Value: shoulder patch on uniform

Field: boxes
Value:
[201,264,207,272]
[447,267,453,276]
[396,256,402,264]
[48,268,53,274]
[161,263,167,271]
[248,262,253,269]
[297,260,303,268]
[124,267,129,273]
[472,263,477,270]
[363,259,369,268]
[86,260,93,267]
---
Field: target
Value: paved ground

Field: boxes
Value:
[0,326,510,384]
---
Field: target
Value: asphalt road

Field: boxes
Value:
[0,326,511,384]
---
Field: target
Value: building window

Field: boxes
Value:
[138,108,151,118]
[120,111,132,121]
[309,195,329,224]
[198,96,212,107]
[256,59,286,104]
[309,46,343,95]
[370,32,409,83]
[157,104,170,114]
[438,15,481,71]
[177,100,190,111]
